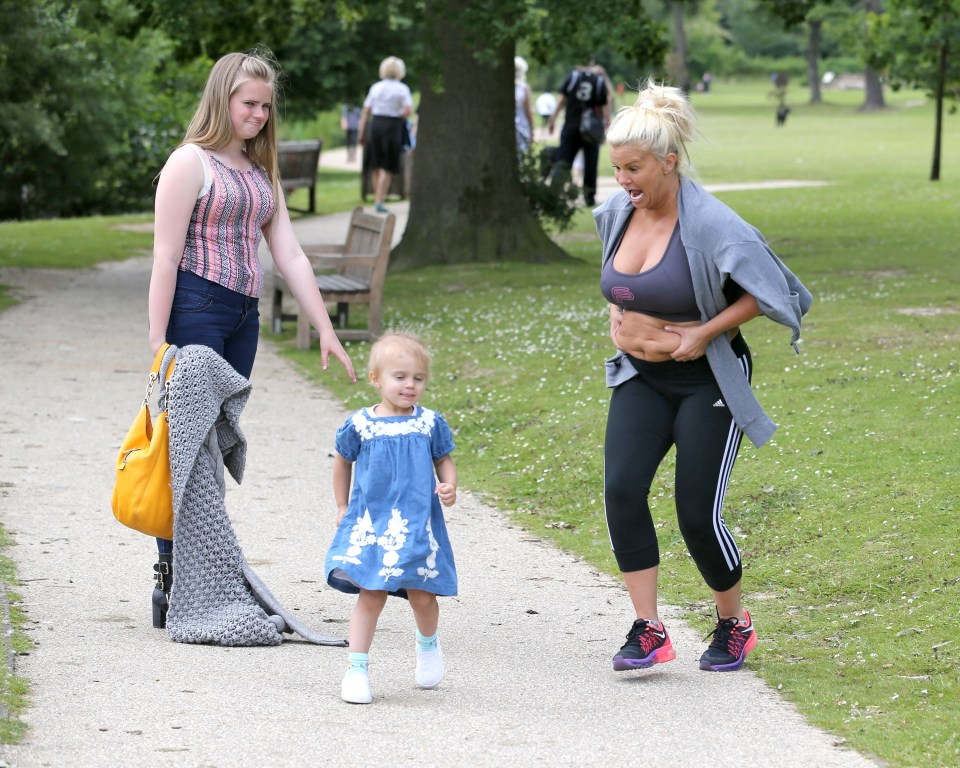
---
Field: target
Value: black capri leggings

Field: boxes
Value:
[603,334,752,593]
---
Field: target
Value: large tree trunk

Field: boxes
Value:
[391,0,566,268]
[859,65,886,111]
[669,1,691,93]
[806,19,822,104]
[859,0,886,111]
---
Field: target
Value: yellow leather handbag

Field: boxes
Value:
[111,344,176,539]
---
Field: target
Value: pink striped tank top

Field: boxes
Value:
[180,149,276,297]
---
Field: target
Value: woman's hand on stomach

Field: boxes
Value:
[662,322,713,361]
[614,309,702,362]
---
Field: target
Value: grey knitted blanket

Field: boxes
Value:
[162,344,345,647]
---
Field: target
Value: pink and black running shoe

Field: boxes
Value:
[699,610,757,672]
[612,618,677,671]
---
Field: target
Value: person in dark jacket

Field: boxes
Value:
[546,58,610,206]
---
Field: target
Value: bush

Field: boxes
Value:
[517,145,580,233]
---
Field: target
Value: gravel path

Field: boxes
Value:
[0,210,870,768]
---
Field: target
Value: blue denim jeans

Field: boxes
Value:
[167,270,260,378]
[158,270,260,553]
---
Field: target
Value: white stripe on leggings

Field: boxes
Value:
[713,419,742,571]
[713,351,751,571]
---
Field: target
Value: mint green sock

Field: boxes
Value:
[347,652,369,673]
[416,630,438,651]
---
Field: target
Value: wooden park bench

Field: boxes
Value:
[278,139,323,213]
[271,206,397,348]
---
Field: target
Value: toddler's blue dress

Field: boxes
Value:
[325,405,458,598]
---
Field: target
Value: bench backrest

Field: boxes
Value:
[341,207,395,289]
[278,139,323,188]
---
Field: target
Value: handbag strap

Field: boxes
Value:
[157,344,178,414]
[143,343,178,412]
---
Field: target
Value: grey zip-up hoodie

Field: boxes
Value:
[595,177,813,447]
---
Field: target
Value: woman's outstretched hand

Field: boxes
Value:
[318,328,357,382]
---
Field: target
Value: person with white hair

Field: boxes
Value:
[359,56,413,213]
[514,56,534,155]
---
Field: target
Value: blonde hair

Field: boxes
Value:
[606,78,699,176]
[181,50,282,194]
[368,332,430,379]
[379,56,406,80]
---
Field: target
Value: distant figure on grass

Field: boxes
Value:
[359,56,413,214]
[595,79,813,673]
[341,103,362,162]
[514,56,535,155]
[325,332,459,704]
[772,72,790,126]
[148,50,356,628]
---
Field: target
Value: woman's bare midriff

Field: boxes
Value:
[613,310,697,362]
[613,309,739,361]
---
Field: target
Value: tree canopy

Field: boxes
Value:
[1,0,952,222]
[386,0,668,266]
[867,0,960,179]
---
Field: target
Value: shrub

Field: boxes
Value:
[517,145,581,233]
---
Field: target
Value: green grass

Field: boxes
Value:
[275,80,960,767]
[0,79,958,763]
[0,168,363,302]
[0,169,363,271]
[282,168,367,218]
[0,214,154,269]
[0,525,32,743]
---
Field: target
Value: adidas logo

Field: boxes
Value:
[712,399,725,408]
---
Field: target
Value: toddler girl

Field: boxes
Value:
[325,332,458,704]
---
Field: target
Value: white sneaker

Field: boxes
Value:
[341,669,372,704]
[415,642,444,689]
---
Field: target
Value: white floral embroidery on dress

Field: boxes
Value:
[417,518,440,581]
[352,408,437,441]
[332,509,377,565]
[377,508,409,580]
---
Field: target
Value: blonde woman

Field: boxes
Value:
[514,56,534,154]
[596,80,812,672]
[147,50,356,628]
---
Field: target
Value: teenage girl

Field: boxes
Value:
[147,50,357,628]
[325,332,458,704]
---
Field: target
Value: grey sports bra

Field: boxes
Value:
[600,222,700,322]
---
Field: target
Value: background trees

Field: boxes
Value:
[395,0,666,266]
[866,0,960,179]
[1,0,956,224]
[0,0,213,220]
